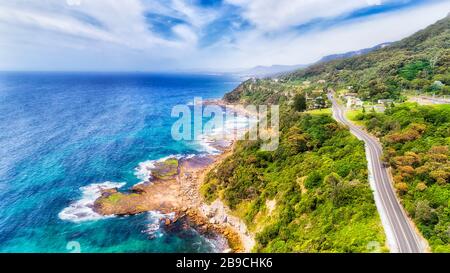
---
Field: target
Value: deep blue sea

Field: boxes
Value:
[0,72,240,253]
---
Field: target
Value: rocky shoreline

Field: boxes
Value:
[177,145,256,252]
[93,101,255,253]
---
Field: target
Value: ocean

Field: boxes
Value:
[0,72,240,253]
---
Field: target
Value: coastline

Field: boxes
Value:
[178,142,256,253]
[92,99,256,253]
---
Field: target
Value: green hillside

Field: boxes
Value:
[209,14,450,252]
[285,14,450,101]
[203,110,386,252]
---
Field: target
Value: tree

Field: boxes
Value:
[396,182,408,195]
[305,171,323,189]
[416,182,427,191]
[430,170,448,185]
[415,200,432,224]
[293,94,307,112]
[325,173,343,205]
[285,126,309,155]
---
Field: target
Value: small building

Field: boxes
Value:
[347,97,363,109]
[373,105,386,113]
[342,92,358,98]
[432,81,445,89]
[340,92,358,102]
[308,96,326,110]
[378,99,394,105]
[312,89,323,95]
[317,79,326,84]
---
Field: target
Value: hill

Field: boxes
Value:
[214,14,450,252]
[235,43,392,79]
[284,14,450,101]
[317,43,392,63]
[224,15,450,105]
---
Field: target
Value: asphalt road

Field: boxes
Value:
[328,93,425,253]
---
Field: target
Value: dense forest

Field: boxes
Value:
[203,109,386,252]
[353,103,450,252]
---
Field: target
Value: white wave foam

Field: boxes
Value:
[194,135,222,155]
[58,181,126,223]
[60,154,195,223]
[134,154,194,184]
[143,211,176,238]
[192,114,256,154]
[134,160,156,183]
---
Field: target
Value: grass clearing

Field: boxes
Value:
[306,108,331,115]
[346,109,365,126]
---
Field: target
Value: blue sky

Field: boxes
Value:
[0,0,449,71]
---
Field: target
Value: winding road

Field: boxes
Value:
[328,93,426,253]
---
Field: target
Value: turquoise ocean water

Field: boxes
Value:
[0,72,240,252]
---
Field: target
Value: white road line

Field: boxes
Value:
[329,94,424,253]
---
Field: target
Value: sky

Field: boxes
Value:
[0,0,449,72]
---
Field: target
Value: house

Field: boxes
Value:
[377,99,394,105]
[340,92,358,101]
[347,97,363,109]
[373,105,386,113]
[317,79,326,84]
[432,81,445,89]
[342,92,358,98]
[307,96,326,110]
[312,89,323,96]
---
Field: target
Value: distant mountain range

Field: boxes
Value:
[233,64,308,78]
[316,42,392,63]
[234,42,392,78]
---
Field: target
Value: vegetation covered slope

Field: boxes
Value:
[285,14,450,101]
[353,103,450,252]
[203,109,385,252]
[207,14,450,252]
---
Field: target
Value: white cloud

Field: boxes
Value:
[170,0,218,28]
[145,0,218,28]
[0,5,119,45]
[172,24,198,45]
[0,0,449,71]
[143,0,220,45]
[225,0,386,32]
[196,0,450,70]
[0,0,194,50]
